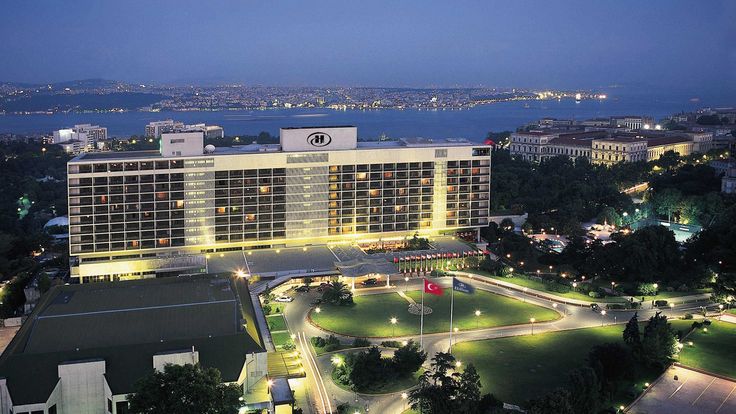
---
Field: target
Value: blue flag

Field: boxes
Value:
[452,278,475,294]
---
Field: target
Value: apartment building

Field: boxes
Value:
[67,126,491,282]
[53,124,108,154]
[144,120,184,138]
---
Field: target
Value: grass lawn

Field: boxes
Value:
[469,271,629,303]
[311,289,559,337]
[267,314,288,332]
[331,364,423,394]
[639,289,711,301]
[678,320,736,378]
[453,320,694,406]
[271,331,293,348]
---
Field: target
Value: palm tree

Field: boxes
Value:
[322,281,351,304]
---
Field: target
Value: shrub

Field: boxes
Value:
[691,321,703,330]
[380,340,402,348]
[683,313,693,320]
[311,336,326,348]
[353,337,370,347]
[262,304,272,315]
[282,340,296,350]
[323,343,340,352]
[703,319,712,326]
[677,284,690,292]
[637,283,657,296]
[606,303,625,310]
[654,300,668,307]
[326,334,341,345]
[589,291,603,299]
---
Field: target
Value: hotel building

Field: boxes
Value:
[67,126,491,283]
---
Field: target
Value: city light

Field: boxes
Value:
[315,307,321,313]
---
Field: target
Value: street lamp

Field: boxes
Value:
[455,361,462,368]
[530,317,536,335]
[315,307,321,314]
[404,276,409,292]
[600,310,606,326]
[475,310,481,329]
[390,317,398,336]
[401,392,408,410]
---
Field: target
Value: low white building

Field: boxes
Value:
[53,124,107,153]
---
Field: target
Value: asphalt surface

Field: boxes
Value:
[280,274,709,414]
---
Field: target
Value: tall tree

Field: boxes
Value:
[623,312,641,349]
[127,364,241,414]
[652,188,682,222]
[527,388,574,414]
[567,367,601,414]
[640,312,678,368]
[456,364,483,413]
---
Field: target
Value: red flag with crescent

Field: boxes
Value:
[423,279,444,296]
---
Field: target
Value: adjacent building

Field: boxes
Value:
[53,124,108,154]
[145,120,224,139]
[66,126,491,282]
[0,275,270,414]
[510,131,606,162]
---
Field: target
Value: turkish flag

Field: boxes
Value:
[424,279,444,296]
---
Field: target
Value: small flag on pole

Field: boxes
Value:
[452,277,475,294]
[424,278,444,296]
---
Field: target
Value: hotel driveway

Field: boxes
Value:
[628,365,736,414]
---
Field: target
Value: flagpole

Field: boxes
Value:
[449,278,455,353]
[420,281,425,348]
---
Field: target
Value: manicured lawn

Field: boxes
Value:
[267,314,288,332]
[470,271,629,303]
[271,331,293,348]
[678,320,736,378]
[639,289,711,301]
[453,320,693,406]
[332,364,423,394]
[310,289,559,337]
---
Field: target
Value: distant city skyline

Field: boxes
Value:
[1,0,734,94]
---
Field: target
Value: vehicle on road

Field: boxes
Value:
[295,286,310,292]
[590,303,600,312]
[361,278,378,286]
[274,296,294,303]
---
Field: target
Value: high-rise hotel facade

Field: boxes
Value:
[67,127,491,283]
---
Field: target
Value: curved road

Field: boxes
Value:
[281,275,712,414]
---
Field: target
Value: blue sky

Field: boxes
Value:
[1,0,734,93]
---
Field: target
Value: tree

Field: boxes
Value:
[588,343,633,394]
[409,352,500,414]
[596,206,621,227]
[652,188,682,222]
[623,312,641,349]
[322,280,352,305]
[37,273,51,294]
[127,364,241,414]
[303,276,313,287]
[391,340,426,375]
[527,388,574,414]
[640,312,678,368]
[499,218,515,233]
[567,367,601,414]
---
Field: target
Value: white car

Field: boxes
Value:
[274,296,294,303]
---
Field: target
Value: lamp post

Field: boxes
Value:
[390,317,398,336]
[719,304,724,320]
[404,276,409,292]
[530,317,536,335]
[401,392,408,410]
[475,310,481,329]
[600,310,606,326]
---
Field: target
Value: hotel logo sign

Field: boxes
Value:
[307,132,332,147]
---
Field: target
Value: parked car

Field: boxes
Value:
[295,285,310,292]
[590,303,600,312]
[274,296,294,303]
[361,278,378,286]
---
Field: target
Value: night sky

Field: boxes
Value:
[1,0,734,93]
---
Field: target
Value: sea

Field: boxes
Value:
[0,88,731,141]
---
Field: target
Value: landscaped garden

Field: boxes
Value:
[678,320,736,378]
[452,319,695,406]
[331,342,426,394]
[310,288,559,337]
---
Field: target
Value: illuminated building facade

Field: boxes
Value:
[67,126,491,282]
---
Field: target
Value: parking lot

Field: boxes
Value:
[628,365,736,414]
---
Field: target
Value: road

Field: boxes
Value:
[281,274,712,414]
